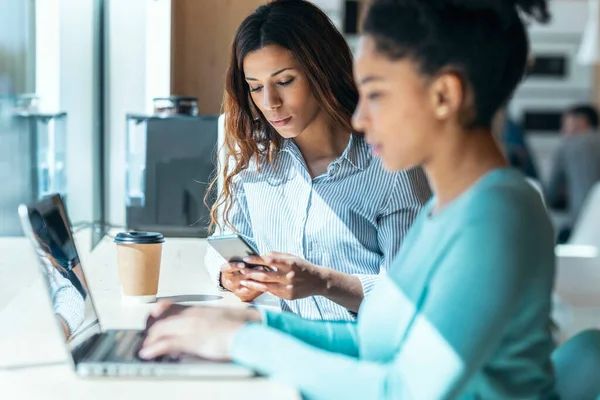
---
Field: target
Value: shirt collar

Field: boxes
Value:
[342,133,371,171]
[280,138,295,153]
[280,133,372,171]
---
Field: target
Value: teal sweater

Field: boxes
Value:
[232,169,557,399]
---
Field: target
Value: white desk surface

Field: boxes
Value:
[0,232,299,400]
[552,245,600,339]
[2,234,600,399]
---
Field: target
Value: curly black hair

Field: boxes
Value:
[363,0,551,129]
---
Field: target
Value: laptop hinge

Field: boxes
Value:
[72,333,103,364]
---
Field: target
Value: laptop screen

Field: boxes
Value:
[21,195,100,347]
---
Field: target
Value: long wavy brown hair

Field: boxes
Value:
[208,0,359,232]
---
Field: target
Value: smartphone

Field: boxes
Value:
[207,234,267,269]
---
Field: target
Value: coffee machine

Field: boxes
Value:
[124,98,219,237]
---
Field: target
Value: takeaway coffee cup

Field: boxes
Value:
[114,232,165,304]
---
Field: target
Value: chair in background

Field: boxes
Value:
[526,178,546,208]
[568,182,600,246]
[552,329,600,400]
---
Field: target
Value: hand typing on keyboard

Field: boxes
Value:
[136,304,190,362]
[138,302,262,362]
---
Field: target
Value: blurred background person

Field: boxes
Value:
[545,104,600,243]
[493,108,539,180]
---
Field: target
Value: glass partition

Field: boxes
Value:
[0,0,104,243]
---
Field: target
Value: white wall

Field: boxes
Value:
[34,0,97,224]
[529,1,589,35]
[105,0,170,226]
[60,0,96,224]
[311,0,343,28]
[145,0,171,113]
[105,0,147,226]
[35,0,60,113]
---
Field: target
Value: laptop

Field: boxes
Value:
[18,194,254,378]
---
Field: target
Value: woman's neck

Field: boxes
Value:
[425,127,509,214]
[292,115,351,177]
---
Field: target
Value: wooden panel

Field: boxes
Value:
[171,0,265,114]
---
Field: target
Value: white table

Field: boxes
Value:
[553,245,600,340]
[0,232,299,400]
[3,233,600,399]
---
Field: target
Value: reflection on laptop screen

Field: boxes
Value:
[25,195,99,344]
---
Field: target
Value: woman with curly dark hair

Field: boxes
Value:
[143,0,556,398]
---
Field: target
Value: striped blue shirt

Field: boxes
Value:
[205,133,431,320]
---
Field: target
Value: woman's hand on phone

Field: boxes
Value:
[239,253,328,300]
[220,263,263,302]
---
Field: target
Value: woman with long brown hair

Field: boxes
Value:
[205,0,430,320]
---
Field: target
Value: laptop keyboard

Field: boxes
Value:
[86,330,178,363]
[108,330,143,362]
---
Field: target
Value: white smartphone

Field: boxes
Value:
[207,234,267,269]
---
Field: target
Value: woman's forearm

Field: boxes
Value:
[317,268,364,313]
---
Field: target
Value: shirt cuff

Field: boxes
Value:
[216,272,229,292]
[205,245,230,291]
[353,273,381,297]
